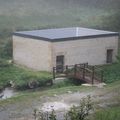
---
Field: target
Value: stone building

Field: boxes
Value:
[13,27,119,71]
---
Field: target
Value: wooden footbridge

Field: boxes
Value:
[53,63,104,84]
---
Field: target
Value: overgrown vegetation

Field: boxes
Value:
[91,107,120,120]
[102,63,120,83]
[100,50,120,83]
[0,61,52,90]
[33,95,93,120]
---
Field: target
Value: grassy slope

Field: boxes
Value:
[0,0,120,58]
[0,0,119,31]
[0,63,52,90]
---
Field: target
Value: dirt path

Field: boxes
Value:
[0,84,119,120]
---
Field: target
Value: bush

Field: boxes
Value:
[33,95,93,120]
[14,75,52,90]
[67,95,93,120]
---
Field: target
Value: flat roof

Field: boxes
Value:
[13,27,119,42]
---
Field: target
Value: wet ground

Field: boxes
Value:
[0,84,119,120]
[0,89,96,120]
[0,87,17,100]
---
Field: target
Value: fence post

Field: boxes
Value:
[53,67,55,80]
[66,65,68,76]
[92,66,95,85]
[101,70,104,82]
[83,64,86,79]
[86,62,88,68]
[74,64,77,77]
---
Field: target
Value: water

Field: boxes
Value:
[0,87,16,100]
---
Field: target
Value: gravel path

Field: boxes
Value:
[0,85,119,120]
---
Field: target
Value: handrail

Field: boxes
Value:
[85,68,93,73]
[53,63,103,84]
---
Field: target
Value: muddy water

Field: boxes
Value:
[0,87,16,100]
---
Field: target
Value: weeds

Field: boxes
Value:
[33,95,93,120]
[92,107,120,120]
[0,63,52,90]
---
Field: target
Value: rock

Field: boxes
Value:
[10,81,15,88]
[96,83,107,88]
[0,94,4,98]
[67,91,72,94]
[53,94,57,97]
[28,80,39,89]
[82,84,92,87]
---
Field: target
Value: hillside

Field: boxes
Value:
[0,0,119,31]
[0,0,120,58]
[0,0,120,14]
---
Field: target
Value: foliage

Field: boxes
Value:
[67,95,93,120]
[91,107,120,120]
[52,79,74,89]
[49,109,57,120]
[33,95,93,120]
[100,63,120,83]
[116,49,120,63]
[0,64,52,90]
[100,10,120,31]
[1,40,13,59]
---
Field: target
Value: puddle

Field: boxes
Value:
[0,87,16,100]
[41,102,70,112]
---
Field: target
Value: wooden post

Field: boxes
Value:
[92,66,95,85]
[86,62,88,68]
[101,70,104,82]
[74,64,77,77]
[66,65,68,76]
[53,67,55,79]
[83,64,86,79]
[50,79,53,86]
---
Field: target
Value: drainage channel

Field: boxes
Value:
[0,87,16,100]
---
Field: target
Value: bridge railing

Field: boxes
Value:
[53,63,88,79]
[53,63,103,84]
[86,65,104,83]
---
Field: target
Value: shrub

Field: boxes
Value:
[14,75,52,90]
[67,95,93,120]
[33,95,93,120]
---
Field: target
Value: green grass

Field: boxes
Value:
[100,63,120,83]
[0,83,94,105]
[91,107,120,120]
[0,60,120,91]
[0,62,52,90]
